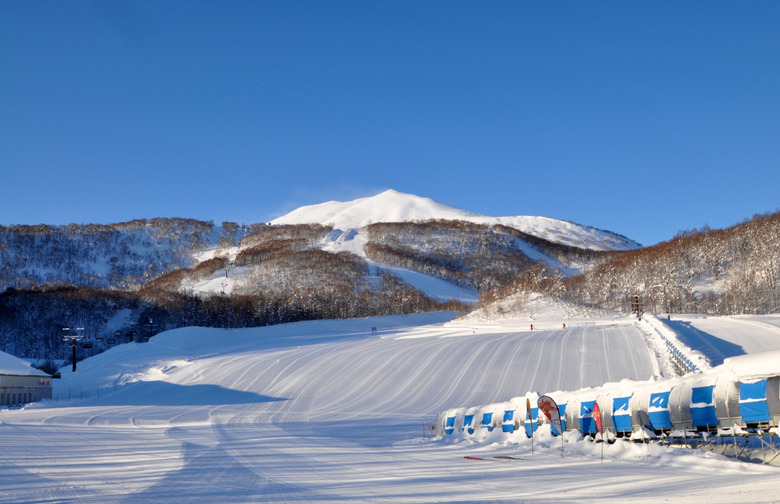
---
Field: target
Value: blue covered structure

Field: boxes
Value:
[579,400,597,434]
[550,403,566,436]
[524,405,538,437]
[612,396,633,433]
[480,411,494,431]
[690,385,718,430]
[462,413,475,434]
[648,391,672,431]
[437,350,780,440]
[739,380,771,425]
[502,409,515,433]
[445,415,456,435]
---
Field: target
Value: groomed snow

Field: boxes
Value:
[3,309,780,502]
[661,314,780,364]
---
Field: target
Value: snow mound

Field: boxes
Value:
[723,350,780,381]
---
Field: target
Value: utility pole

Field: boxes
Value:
[62,327,84,372]
[145,317,156,342]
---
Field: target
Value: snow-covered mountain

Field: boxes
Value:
[272,189,640,251]
[180,190,639,303]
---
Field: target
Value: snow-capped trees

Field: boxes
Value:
[364,220,537,292]
[0,218,220,291]
[557,211,780,315]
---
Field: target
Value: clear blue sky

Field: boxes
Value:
[2,1,778,246]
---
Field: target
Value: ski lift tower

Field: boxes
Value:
[62,326,84,372]
[145,317,156,342]
[628,294,643,315]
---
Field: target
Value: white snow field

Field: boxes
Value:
[660,314,780,366]
[2,310,780,503]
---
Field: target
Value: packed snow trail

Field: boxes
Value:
[662,314,780,362]
[2,312,780,502]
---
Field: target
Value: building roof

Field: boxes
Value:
[0,350,49,377]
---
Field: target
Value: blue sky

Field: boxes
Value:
[2,1,778,246]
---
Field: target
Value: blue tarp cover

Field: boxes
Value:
[481,412,494,431]
[550,404,567,435]
[580,400,597,434]
[463,414,474,434]
[612,396,633,432]
[690,385,718,427]
[445,416,455,435]
[648,391,672,430]
[502,409,515,433]
[740,379,771,423]
[524,407,538,437]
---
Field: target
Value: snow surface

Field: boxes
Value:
[0,350,49,377]
[3,308,780,503]
[661,314,780,365]
[271,189,641,251]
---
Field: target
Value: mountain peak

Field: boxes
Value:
[271,189,640,251]
[270,190,478,230]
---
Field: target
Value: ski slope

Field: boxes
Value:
[660,314,780,365]
[1,312,780,503]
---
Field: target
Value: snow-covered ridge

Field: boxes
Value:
[271,189,640,251]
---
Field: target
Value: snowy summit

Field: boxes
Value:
[271,189,640,251]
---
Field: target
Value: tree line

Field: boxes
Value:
[481,210,780,316]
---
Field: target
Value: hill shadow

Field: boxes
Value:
[95,381,287,407]
[662,319,746,366]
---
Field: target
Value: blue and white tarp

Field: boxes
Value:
[480,411,494,431]
[580,400,597,434]
[648,391,672,430]
[612,396,633,432]
[524,406,538,437]
[445,415,456,435]
[739,379,771,423]
[502,409,515,433]
[553,403,567,435]
[690,385,718,428]
[463,414,475,434]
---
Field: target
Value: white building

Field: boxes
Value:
[0,350,52,407]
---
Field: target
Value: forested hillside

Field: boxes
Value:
[364,220,609,292]
[572,211,780,314]
[0,218,228,290]
[0,221,475,367]
[7,206,777,369]
[481,211,780,317]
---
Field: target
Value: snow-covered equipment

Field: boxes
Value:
[648,390,673,433]
[739,378,779,428]
[611,396,633,435]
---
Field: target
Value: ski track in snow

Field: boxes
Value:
[2,313,780,502]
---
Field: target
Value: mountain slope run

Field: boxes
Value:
[2,313,780,503]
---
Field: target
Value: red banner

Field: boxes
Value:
[593,402,603,435]
[537,395,563,434]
